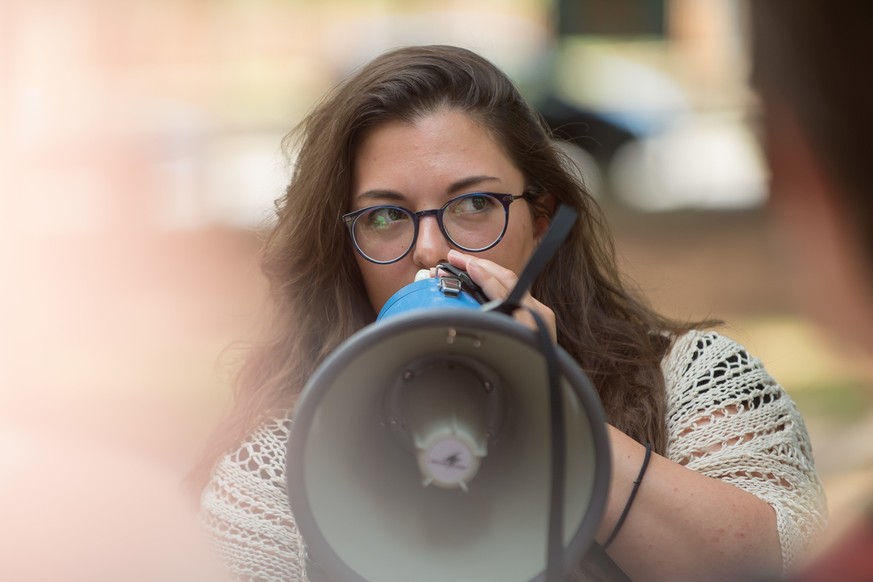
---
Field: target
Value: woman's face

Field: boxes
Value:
[349,109,547,313]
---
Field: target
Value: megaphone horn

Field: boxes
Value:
[286,206,611,582]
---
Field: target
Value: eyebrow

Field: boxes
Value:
[355,175,501,203]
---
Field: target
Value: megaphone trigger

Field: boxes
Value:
[435,261,489,304]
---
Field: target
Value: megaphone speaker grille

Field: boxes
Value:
[287,310,610,582]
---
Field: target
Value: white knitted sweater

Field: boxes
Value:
[199,330,827,581]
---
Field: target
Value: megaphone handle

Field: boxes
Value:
[531,305,566,582]
[530,297,631,582]
[578,542,633,582]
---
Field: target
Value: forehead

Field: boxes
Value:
[351,110,521,198]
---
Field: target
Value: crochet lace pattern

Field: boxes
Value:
[199,330,827,581]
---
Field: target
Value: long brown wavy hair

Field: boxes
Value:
[192,45,704,490]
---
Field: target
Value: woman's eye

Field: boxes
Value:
[454,195,493,214]
[365,207,407,230]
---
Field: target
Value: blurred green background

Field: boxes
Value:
[2,0,871,546]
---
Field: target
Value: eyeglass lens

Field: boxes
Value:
[351,194,508,263]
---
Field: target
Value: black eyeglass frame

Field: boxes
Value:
[341,191,531,265]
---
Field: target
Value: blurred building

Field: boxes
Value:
[2,0,764,237]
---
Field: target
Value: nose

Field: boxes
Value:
[411,215,452,268]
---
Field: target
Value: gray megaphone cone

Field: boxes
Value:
[286,306,611,582]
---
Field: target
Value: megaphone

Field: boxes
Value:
[286,206,612,581]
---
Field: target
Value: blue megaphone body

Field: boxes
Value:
[377,272,484,321]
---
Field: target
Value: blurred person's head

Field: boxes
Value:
[751,1,873,350]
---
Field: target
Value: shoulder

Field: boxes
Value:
[199,415,308,581]
[660,329,828,569]
[660,328,794,448]
[660,329,781,407]
[661,329,756,381]
[219,416,292,483]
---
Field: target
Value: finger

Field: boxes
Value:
[445,250,515,302]
[517,296,557,343]
[504,295,557,343]
[447,252,557,342]
[445,250,518,296]
[445,249,473,272]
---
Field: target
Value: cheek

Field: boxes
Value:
[354,257,381,302]
[502,216,538,272]
[481,232,534,276]
[356,258,414,312]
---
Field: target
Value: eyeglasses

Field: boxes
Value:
[342,192,530,264]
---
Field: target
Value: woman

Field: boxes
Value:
[196,45,825,581]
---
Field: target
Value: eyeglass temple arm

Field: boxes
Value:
[483,204,579,319]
